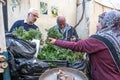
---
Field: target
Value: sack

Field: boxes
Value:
[16,75,39,80]
[70,54,93,80]
[6,33,36,59]
[70,59,87,71]
[15,58,49,75]
[8,56,49,80]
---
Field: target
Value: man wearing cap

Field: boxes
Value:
[9,8,39,32]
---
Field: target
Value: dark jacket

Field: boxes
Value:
[53,24,79,41]
[9,20,38,32]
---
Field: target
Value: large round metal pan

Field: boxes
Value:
[39,67,88,80]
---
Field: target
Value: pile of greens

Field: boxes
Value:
[38,44,84,64]
[12,26,42,41]
[37,27,84,67]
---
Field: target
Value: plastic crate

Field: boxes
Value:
[41,60,69,68]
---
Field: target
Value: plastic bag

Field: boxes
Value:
[15,58,49,75]
[17,75,39,80]
[6,33,36,59]
[8,57,49,80]
[70,60,87,71]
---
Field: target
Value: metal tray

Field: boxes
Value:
[39,67,88,80]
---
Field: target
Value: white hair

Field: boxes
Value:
[28,8,38,14]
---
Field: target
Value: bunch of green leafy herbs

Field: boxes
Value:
[45,27,63,44]
[12,26,42,41]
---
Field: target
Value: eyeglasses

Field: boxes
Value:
[30,13,39,18]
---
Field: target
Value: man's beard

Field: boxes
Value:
[29,17,36,24]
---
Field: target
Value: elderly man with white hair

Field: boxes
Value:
[9,8,39,32]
